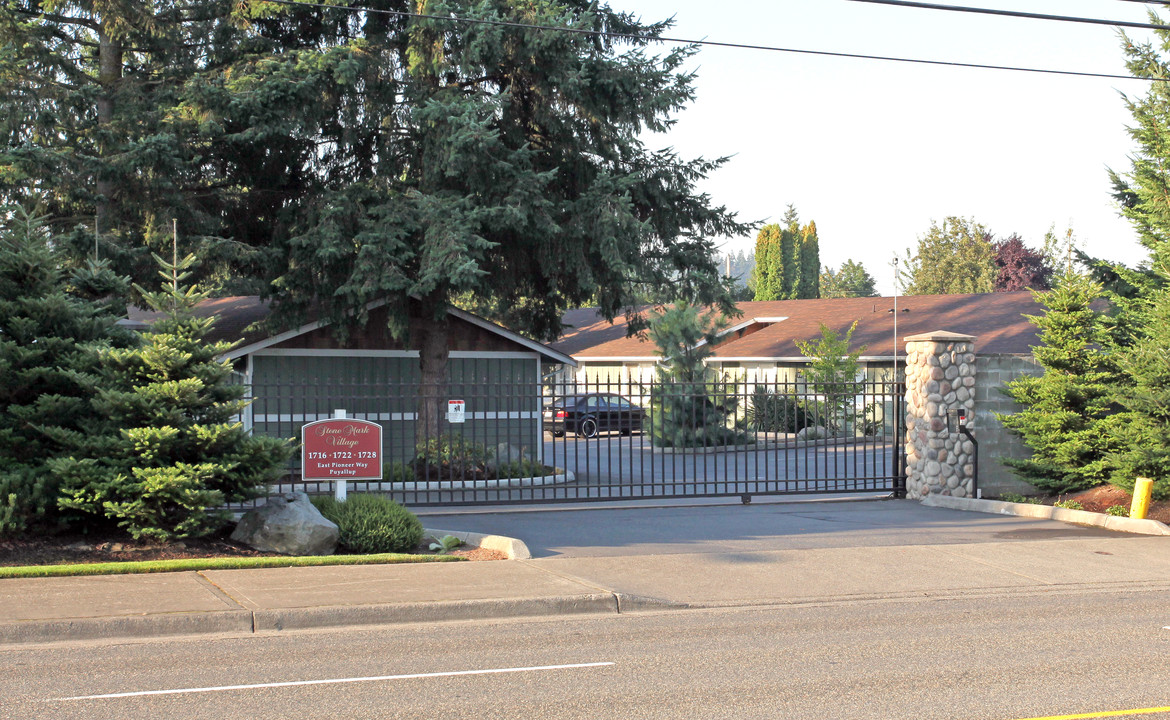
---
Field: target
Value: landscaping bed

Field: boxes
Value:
[0,528,505,568]
[1034,485,1170,525]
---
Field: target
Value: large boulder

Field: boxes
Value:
[232,492,339,556]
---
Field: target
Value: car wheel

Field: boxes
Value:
[578,417,598,439]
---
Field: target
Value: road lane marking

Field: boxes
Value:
[1014,707,1170,720]
[55,662,616,702]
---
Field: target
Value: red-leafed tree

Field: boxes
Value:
[993,235,1054,292]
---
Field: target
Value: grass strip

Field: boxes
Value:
[0,552,464,579]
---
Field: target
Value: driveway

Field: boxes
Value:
[418,497,1118,558]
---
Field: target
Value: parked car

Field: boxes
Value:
[544,393,645,438]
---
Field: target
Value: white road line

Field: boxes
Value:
[55,662,615,702]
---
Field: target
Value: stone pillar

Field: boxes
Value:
[903,331,977,499]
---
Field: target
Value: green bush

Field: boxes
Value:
[311,495,423,554]
[382,461,413,483]
[496,458,555,479]
[1053,499,1084,510]
[414,434,490,479]
[1106,504,1129,517]
[748,388,813,433]
[998,492,1041,505]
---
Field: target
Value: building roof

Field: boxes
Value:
[125,297,577,366]
[553,292,1045,361]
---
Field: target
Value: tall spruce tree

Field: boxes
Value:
[0,209,131,534]
[52,252,290,540]
[997,272,1127,494]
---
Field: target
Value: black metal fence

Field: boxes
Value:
[242,377,906,507]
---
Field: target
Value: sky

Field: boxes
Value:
[621,0,1163,295]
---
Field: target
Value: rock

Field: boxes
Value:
[795,426,827,441]
[231,492,338,556]
[488,443,531,473]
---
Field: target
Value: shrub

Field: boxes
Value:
[1106,504,1129,517]
[748,388,813,433]
[382,461,413,483]
[495,458,555,479]
[998,492,1041,505]
[414,434,491,480]
[311,495,423,554]
[1053,499,1084,510]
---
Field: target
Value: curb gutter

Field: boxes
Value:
[921,495,1170,536]
[0,592,675,646]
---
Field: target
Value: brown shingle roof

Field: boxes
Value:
[552,292,1045,359]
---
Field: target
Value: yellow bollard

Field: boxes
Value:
[1131,477,1154,520]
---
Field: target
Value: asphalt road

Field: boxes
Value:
[3,587,1167,720]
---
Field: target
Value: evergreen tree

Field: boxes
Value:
[796,221,820,299]
[751,224,785,301]
[646,303,748,448]
[1108,287,1170,500]
[997,272,1127,494]
[52,252,291,540]
[820,259,878,298]
[0,208,131,535]
[903,217,997,295]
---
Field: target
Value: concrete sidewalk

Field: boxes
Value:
[2,501,1168,646]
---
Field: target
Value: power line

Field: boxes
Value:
[846,0,1170,31]
[262,0,1151,81]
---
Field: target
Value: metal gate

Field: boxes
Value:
[246,377,907,507]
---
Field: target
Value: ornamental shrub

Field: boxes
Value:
[312,494,423,554]
[748,388,813,433]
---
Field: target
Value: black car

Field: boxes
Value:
[544,393,645,438]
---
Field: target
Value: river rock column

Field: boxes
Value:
[903,331,977,499]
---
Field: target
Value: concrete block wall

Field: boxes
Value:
[973,354,1043,497]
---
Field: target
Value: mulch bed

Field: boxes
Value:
[0,527,505,568]
[1039,484,1170,525]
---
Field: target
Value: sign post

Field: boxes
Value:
[301,411,383,503]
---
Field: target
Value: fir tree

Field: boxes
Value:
[997,272,1127,494]
[52,252,290,540]
[0,209,130,534]
[646,303,749,448]
[1108,287,1170,500]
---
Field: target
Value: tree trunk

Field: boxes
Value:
[413,297,450,444]
[96,18,122,233]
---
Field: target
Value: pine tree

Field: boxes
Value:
[647,303,748,448]
[0,209,131,534]
[997,272,1127,494]
[52,252,291,540]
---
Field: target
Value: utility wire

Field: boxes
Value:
[263,0,1151,81]
[846,0,1170,31]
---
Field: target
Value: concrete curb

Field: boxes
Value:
[921,495,1170,536]
[422,528,532,560]
[0,592,676,646]
[0,610,255,646]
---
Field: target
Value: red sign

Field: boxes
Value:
[302,419,383,481]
